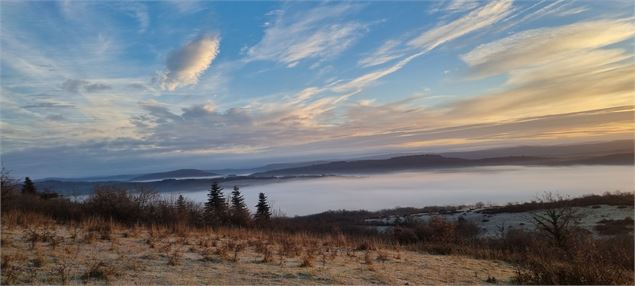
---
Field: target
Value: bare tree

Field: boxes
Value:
[529,192,583,249]
[1,167,19,210]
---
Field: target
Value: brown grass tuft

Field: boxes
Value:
[82,260,118,282]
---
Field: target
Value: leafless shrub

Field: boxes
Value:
[376,250,389,263]
[201,248,216,262]
[364,251,374,265]
[261,245,273,263]
[82,260,117,282]
[513,234,634,285]
[232,243,244,262]
[24,228,55,249]
[214,243,230,260]
[55,261,70,284]
[1,263,19,285]
[280,238,300,258]
[31,249,45,268]
[300,251,314,268]
[145,237,157,249]
[167,250,182,266]
[320,251,329,268]
[356,240,377,251]
[485,276,497,283]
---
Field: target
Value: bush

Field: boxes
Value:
[513,233,634,285]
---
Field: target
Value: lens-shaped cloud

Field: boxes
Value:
[158,35,220,91]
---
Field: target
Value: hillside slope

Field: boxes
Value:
[1,220,515,285]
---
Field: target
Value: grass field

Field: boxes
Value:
[1,213,514,285]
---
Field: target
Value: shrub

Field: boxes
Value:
[82,261,117,282]
[300,252,314,267]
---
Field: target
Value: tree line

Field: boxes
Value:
[2,171,272,229]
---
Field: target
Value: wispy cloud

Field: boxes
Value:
[450,19,635,122]
[247,4,366,67]
[61,79,112,94]
[443,0,482,14]
[408,0,513,51]
[357,39,404,67]
[462,19,635,78]
[157,35,220,91]
[119,3,149,33]
[337,0,513,93]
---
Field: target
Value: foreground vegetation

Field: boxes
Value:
[1,170,633,284]
[1,211,516,284]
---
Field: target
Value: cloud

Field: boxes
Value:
[45,114,66,121]
[461,19,635,78]
[21,102,75,110]
[408,0,513,51]
[450,48,635,122]
[119,3,149,33]
[358,39,404,67]
[336,0,513,93]
[443,0,481,14]
[444,19,635,124]
[334,51,427,93]
[61,79,113,93]
[158,35,220,91]
[84,83,112,92]
[61,79,87,93]
[556,6,588,16]
[247,4,366,67]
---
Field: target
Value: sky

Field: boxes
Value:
[1,0,634,178]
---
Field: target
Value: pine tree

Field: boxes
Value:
[176,194,186,210]
[176,194,187,218]
[229,186,251,227]
[21,177,37,195]
[204,182,228,226]
[254,192,271,226]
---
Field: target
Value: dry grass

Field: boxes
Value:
[1,215,516,285]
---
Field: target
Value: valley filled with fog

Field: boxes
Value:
[180,165,635,216]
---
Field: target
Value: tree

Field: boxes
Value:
[1,168,19,211]
[229,186,251,227]
[176,194,187,219]
[21,177,37,195]
[176,195,186,212]
[530,192,583,250]
[254,192,271,226]
[204,182,228,226]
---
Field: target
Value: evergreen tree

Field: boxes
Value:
[254,192,271,226]
[21,177,37,195]
[176,194,186,211]
[176,194,187,220]
[204,182,228,226]
[229,186,251,227]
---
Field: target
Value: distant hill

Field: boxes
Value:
[130,169,220,181]
[208,160,329,175]
[35,140,634,183]
[253,153,634,176]
[441,140,634,159]
[34,174,327,196]
[38,173,142,182]
[34,152,633,196]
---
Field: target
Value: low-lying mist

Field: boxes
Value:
[181,165,634,216]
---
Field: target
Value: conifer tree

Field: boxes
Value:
[21,177,37,195]
[176,194,186,211]
[229,186,251,227]
[176,194,187,219]
[254,192,271,226]
[204,182,228,226]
